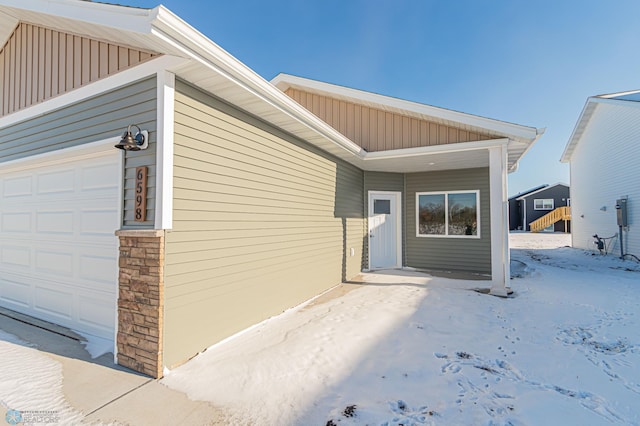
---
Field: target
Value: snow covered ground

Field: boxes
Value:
[1,232,639,425]
[163,232,640,425]
[0,331,86,425]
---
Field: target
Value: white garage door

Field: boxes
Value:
[0,145,121,340]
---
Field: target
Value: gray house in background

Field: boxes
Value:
[0,0,542,378]
[510,183,570,232]
[508,184,547,230]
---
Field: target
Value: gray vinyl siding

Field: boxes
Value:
[405,168,491,274]
[364,171,404,268]
[364,171,404,193]
[164,80,364,368]
[0,76,157,228]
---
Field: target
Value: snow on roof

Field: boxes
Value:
[508,184,548,201]
[515,182,569,200]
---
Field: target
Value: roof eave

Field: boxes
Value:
[272,73,541,142]
[0,0,157,42]
[561,98,598,163]
[150,7,365,162]
[516,182,570,200]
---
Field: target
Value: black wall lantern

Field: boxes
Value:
[115,124,148,151]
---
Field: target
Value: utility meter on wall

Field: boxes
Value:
[616,198,628,227]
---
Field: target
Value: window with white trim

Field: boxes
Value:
[534,198,554,210]
[416,190,480,238]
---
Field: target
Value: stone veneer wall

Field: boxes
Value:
[115,230,165,378]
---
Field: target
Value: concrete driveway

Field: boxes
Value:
[0,309,224,425]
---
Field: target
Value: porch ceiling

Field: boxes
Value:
[362,148,490,173]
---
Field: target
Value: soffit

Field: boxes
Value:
[363,149,490,173]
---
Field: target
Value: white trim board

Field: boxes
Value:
[155,70,175,230]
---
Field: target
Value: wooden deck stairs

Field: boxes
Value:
[530,206,571,233]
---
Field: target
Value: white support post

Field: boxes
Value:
[155,70,175,230]
[489,145,510,297]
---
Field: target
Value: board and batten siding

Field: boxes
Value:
[285,88,495,152]
[405,168,491,274]
[0,22,158,117]
[570,102,640,255]
[164,80,364,368]
[0,77,157,228]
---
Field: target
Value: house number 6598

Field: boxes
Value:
[135,166,148,222]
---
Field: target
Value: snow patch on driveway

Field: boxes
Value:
[0,330,85,425]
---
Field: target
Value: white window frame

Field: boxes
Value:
[534,198,554,210]
[416,190,480,239]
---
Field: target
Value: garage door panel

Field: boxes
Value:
[80,254,117,287]
[81,163,120,191]
[78,292,115,332]
[37,169,75,195]
[2,212,31,232]
[3,175,32,197]
[0,276,31,308]
[34,284,73,320]
[0,148,120,342]
[35,250,74,277]
[80,208,120,235]
[36,210,75,234]
[1,245,31,269]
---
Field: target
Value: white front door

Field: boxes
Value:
[368,191,401,269]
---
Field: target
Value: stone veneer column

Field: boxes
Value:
[115,229,164,378]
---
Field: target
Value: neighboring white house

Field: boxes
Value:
[561,90,640,258]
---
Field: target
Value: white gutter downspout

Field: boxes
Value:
[489,144,511,297]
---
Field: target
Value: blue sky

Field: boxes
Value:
[124,0,640,196]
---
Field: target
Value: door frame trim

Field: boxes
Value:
[367,190,403,270]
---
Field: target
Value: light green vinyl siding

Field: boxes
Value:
[405,168,491,274]
[164,80,364,368]
[0,77,157,228]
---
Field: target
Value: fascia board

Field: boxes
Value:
[596,88,640,99]
[272,74,540,141]
[508,126,545,173]
[151,8,365,159]
[590,96,640,109]
[561,99,598,163]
